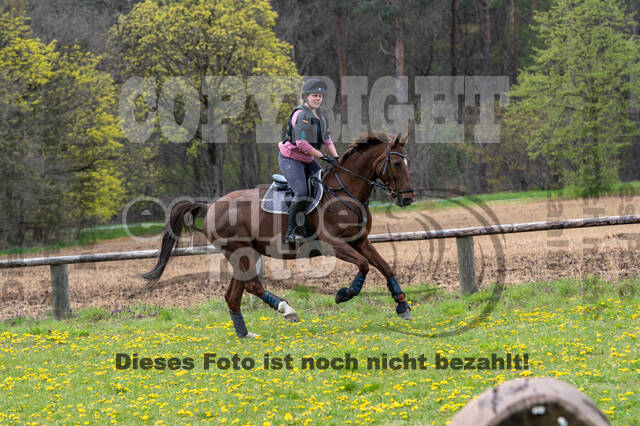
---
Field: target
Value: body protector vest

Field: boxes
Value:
[283,104,330,150]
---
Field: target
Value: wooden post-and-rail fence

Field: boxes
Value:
[2,214,640,319]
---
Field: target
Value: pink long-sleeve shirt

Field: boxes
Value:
[278,109,334,163]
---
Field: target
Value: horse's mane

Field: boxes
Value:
[339,131,393,164]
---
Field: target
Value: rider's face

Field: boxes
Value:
[307,93,323,108]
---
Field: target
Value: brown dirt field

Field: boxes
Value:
[2,194,640,320]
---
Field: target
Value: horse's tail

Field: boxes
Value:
[141,201,208,284]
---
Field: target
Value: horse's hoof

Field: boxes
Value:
[244,332,260,338]
[397,310,412,320]
[277,301,299,322]
[144,278,159,290]
[284,312,300,322]
[335,287,352,304]
[396,301,412,319]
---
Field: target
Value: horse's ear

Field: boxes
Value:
[400,133,409,146]
[392,133,402,147]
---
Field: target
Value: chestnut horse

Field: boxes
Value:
[143,131,416,337]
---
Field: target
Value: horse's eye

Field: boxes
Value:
[393,162,401,168]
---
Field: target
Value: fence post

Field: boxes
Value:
[456,236,477,294]
[51,264,70,319]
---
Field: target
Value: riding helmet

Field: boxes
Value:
[301,78,327,95]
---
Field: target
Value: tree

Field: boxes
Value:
[0,11,125,246]
[478,0,491,76]
[335,2,348,116]
[505,0,640,195]
[450,0,457,75]
[107,0,298,198]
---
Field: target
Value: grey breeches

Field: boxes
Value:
[278,153,321,197]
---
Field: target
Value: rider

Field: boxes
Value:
[279,78,339,243]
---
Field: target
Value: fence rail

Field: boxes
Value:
[2,214,640,319]
[367,214,640,242]
[0,246,221,268]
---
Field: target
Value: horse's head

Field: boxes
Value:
[375,133,417,207]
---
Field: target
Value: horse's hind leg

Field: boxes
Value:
[244,279,300,322]
[225,278,259,338]
[225,245,300,323]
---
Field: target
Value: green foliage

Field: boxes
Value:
[0,11,125,247]
[505,0,640,196]
[107,0,299,197]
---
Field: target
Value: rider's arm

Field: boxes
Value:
[325,142,338,158]
[307,144,335,159]
[308,148,324,159]
[306,145,337,161]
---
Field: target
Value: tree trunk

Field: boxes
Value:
[254,143,262,187]
[205,143,220,199]
[192,156,202,194]
[218,142,226,196]
[245,139,257,188]
[632,0,640,179]
[508,0,517,80]
[394,6,404,78]
[16,197,25,246]
[336,6,348,119]
[477,0,491,192]
[478,0,491,76]
[394,0,405,120]
[450,0,457,76]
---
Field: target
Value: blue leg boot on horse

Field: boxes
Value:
[388,277,411,319]
[335,272,366,303]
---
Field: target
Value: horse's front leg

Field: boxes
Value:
[355,239,412,319]
[321,240,370,304]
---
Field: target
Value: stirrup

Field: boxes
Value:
[285,229,304,244]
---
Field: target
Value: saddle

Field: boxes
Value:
[260,170,323,215]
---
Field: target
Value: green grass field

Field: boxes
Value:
[1,277,638,424]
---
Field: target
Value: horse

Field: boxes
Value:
[142,131,417,338]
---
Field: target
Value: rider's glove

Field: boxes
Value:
[321,155,339,167]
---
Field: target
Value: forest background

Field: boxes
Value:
[2,0,639,248]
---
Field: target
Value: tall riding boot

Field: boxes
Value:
[285,195,307,243]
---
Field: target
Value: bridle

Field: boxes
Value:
[322,142,415,225]
[376,142,415,199]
